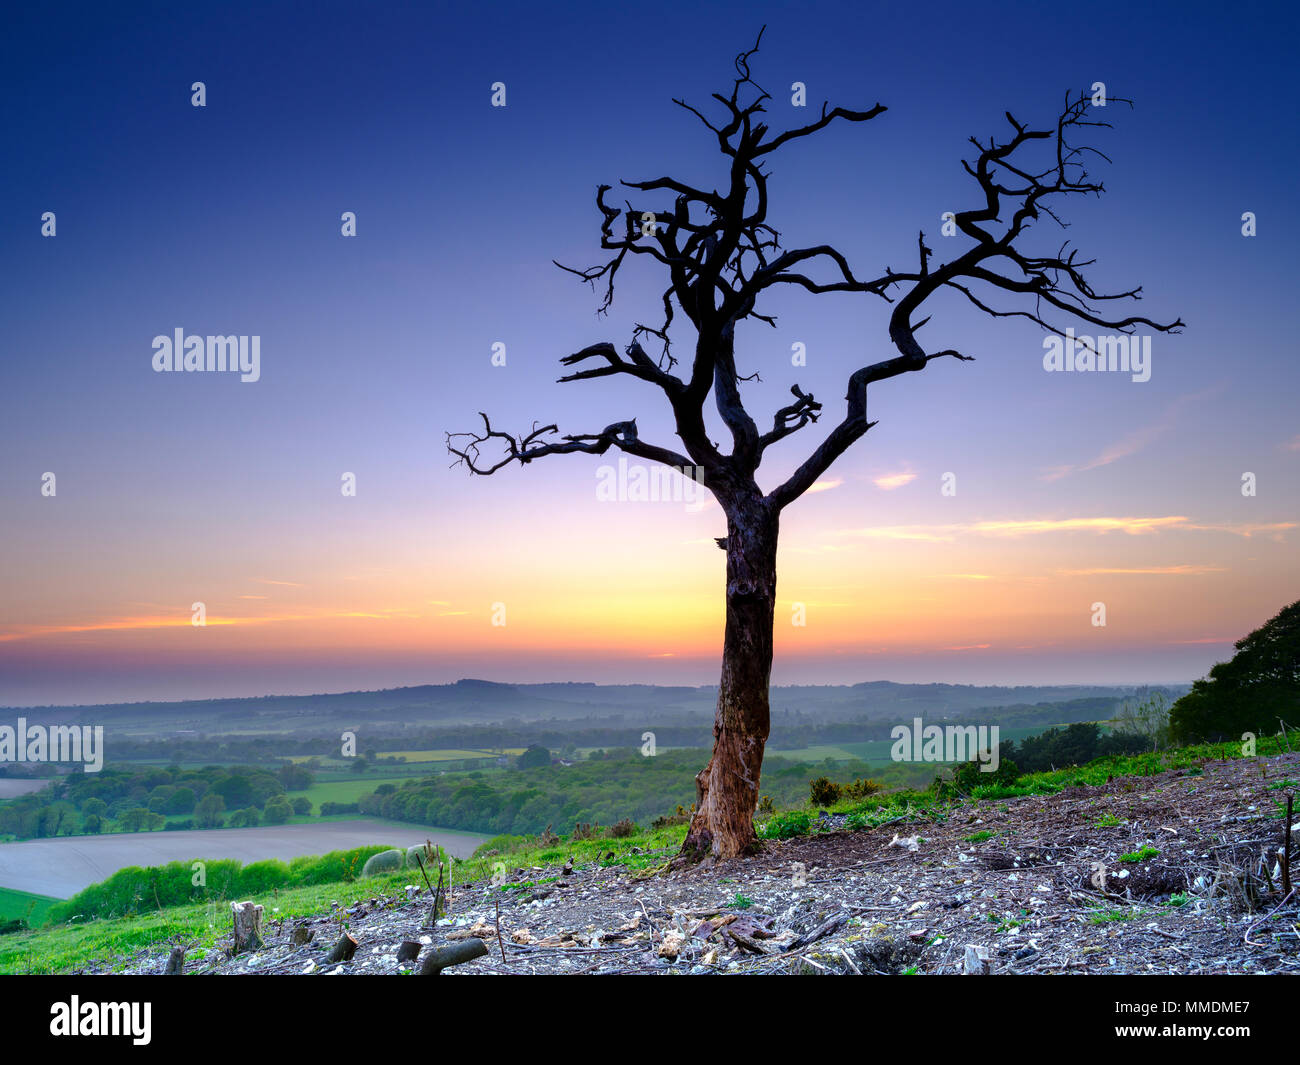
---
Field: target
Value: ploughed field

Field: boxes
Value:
[0,820,489,898]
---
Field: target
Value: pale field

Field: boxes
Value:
[0,819,489,898]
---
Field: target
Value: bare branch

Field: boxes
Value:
[447,412,694,477]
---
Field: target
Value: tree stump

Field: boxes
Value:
[326,930,359,963]
[231,901,264,954]
[963,944,990,975]
[164,945,188,974]
[420,938,487,975]
[290,923,314,946]
[397,941,421,963]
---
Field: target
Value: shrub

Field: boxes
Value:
[238,859,291,895]
[841,778,880,801]
[607,818,637,838]
[759,811,812,839]
[809,777,842,807]
[228,807,260,828]
[287,846,391,886]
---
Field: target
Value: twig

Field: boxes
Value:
[1244,888,1296,947]
[1284,794,1294,897]
[495,896,507,963]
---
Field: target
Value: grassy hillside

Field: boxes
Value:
[1,730,1288,975]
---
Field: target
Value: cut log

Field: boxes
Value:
[326,931,359,963]
[420,938,487,975]
[397,941,421,963]
[231,901,264,954]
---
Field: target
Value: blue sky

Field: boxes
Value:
[1,0,1296,705]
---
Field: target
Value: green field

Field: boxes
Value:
[0,886,58,926]
[381,748,522,763]
[298,774,416,809]
[770,725,1084,767]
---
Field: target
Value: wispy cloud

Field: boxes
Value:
[807,477,844,494]
[873,470,916,490]
[834,516,1294,543]
[1060,565,1226,576]
[253,578,305,587]
[1041,387,1220,482]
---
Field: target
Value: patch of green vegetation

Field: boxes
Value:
[729,893,753,910]
[757,811,812,839]
[1093,813,1124,827]
[0,887,58,929]
[1118,846,1160,863]
[1,822,688,974]
[963,830,995,843]
[1088,907,1145,924]
[45,845,399,924]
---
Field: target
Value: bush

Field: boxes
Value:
[606,818,637,838]
[809,777,842,807]
[841,778,880,801]
[238,859,292,895]
[287,846,391,886]
[759,811,811,839]
[291,797,312,816]
[228,807,260,828]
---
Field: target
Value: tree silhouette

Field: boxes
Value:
[448,30,1182,862]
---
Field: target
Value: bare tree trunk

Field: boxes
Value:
[678,498,777,863]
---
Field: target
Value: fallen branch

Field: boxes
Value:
[420,938,488,975]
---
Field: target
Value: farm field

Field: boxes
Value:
[0,819,489,899]
[0,780,52,799]
[380,748,523,762]
[0,886,57,925]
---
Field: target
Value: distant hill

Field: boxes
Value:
[2,679,1185,739]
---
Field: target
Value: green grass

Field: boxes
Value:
[1088,907,1146,924]
[298,774,418,809]
[1119,846,1160,863]
[6,731,1296,974]
[380,749,523,763]
[0,824,688,974]
[0,887,58,926]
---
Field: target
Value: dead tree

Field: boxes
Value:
[447,30,1182,862]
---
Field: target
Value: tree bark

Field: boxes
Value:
[678,497,778,863]
[230,901,263,954]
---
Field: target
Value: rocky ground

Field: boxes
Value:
[95,750,1300,976]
